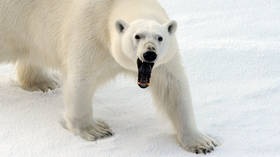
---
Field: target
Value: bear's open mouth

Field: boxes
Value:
[137,58,154,89]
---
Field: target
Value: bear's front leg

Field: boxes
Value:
[150,57,218,154]
[62,65,114,141]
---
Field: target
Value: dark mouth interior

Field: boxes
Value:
[137,58,154,89]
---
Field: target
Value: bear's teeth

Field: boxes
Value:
[137,58,155,89]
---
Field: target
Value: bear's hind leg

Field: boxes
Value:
[16,61,59,92]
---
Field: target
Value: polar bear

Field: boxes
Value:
[0,0,218,154]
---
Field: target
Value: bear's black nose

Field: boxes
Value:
[143,51,157,62]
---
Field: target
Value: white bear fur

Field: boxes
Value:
[0,0,218,154]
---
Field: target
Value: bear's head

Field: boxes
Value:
[111,19,178,88]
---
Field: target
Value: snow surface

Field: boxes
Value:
[1,0,280,156]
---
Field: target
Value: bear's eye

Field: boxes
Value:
[135,35,141,40]
[158,36,163,42]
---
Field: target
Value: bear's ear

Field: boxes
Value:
[115,19,129,34]
[164,20,177,35]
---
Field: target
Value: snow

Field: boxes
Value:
[1,0,280,156]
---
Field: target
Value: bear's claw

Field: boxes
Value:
[80,121,113,141]
[178,132,219,154]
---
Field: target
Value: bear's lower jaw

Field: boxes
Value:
[137,58,154,89]
[137,82,150,88]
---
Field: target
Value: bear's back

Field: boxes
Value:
[110,0,169,25]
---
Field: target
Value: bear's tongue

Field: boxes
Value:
[137,58,154,89]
